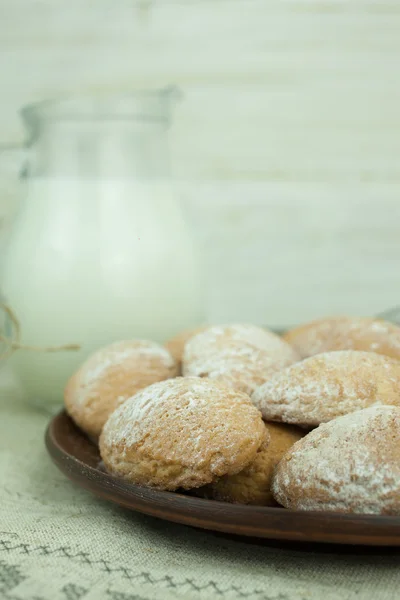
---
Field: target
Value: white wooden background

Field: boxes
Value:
[1,0,400,327]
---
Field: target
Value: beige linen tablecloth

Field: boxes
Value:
[0,370,399,600]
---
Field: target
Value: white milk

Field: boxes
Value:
[0,178,204,411]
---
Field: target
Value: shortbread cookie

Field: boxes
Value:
[283,316,400,360]
[183,324,299,396]
[65,340,178,440]
[272,405,400,515]
[199,422,304,505]
[252,350,400,427]
[100,377,267,491]
[165,326,208,372]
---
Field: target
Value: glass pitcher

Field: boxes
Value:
[0,88,205,412]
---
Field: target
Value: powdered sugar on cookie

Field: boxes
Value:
[183,324,299,396]
[64,340,179,439]
[100,377,267,491]
[81,340,176,390]
[272,406,400,514]
[284,316,400,360]
[252,350,400,426]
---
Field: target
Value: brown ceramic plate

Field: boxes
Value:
[46,411,400,547]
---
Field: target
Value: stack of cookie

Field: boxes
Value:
[64,317,400,515]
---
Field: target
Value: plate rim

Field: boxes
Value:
[46,411,400,547]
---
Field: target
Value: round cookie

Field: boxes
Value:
[165,325,208,372]
[251,350,400,427]
[272,405,400,515]
[199,422,304,505]
[65,340,179,440]
[183,324,300,396]
[283,316,400,360]
[99,377,267,491]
